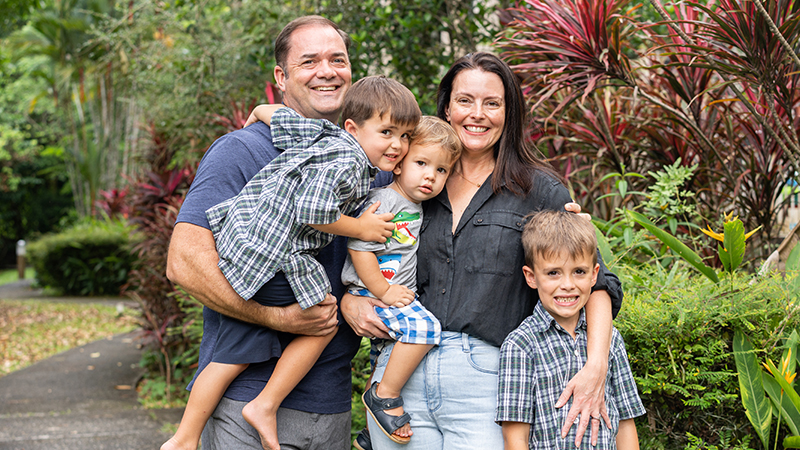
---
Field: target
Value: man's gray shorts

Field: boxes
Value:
[201,397,351,450]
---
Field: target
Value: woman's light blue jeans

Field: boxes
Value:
[367,331,503,449]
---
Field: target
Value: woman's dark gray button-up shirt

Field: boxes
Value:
[417,171,623,347]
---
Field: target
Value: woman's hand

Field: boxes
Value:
[555,359,611,446]
[564,202,592,221]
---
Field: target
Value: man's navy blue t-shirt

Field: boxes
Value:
[176,121,391,414]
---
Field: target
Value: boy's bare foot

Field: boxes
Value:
[242,400,280,450]
[160,436,197,450]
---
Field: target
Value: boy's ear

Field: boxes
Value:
[274,65,287,92]
[392,161,403,176]
[343,118,359,137]
[522,265,537,290]
[591,263,600,287]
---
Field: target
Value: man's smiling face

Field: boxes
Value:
[274,24,352,123]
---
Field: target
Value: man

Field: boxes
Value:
[167,15,389,449]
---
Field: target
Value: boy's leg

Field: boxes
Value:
[374,342,434,439]
[242,329,338,450]
[162,362,247,450]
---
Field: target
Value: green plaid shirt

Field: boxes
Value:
[207,107,377,309]
[496,302,645,449]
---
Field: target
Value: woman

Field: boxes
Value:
[351,53,623,449]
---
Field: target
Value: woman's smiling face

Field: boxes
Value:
[444,69,506,155]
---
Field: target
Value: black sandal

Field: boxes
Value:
[353,427,373,450]
[362,382,412,444]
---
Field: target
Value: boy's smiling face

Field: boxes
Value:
[390,143,453,203]
[523,251,599,334]
[344,112,414,172]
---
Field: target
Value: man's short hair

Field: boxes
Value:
[341,76,421,128]
[410,116,462,165]
[274,16,351,69]
[522,210,598,268]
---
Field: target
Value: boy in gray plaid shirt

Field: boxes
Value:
[164,76,420,450]
[496,211,645,449]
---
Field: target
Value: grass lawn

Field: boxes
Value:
[0,268,35,286]
[0,300,139,376]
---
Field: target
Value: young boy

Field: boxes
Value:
[496,211,645,450]
[340,116,461,448]
[162,76,421,450]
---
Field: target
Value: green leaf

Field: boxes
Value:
[668,217,678,235]
[617,179,628,198]
[766,359,800,413]
[722,219,745,272]
[623,227,633,246]
[785,436,800,448]
[719,243,731,273]
[764,375,800,435]
[733,331,773,448]
[788,244,800,272]
[626,210,719,283]
[594,225,614,269]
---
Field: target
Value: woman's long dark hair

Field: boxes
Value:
[436,52,565,196]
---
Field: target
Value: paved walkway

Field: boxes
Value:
[0,279,184,449]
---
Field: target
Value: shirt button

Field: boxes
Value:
[442,289,446,294]
[477,218,483,223]
[446,258,450,263]
[574,350,580,357]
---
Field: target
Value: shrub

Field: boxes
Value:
[616,268,800,448]
[27,218,140,295]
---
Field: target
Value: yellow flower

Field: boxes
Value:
[701,225,724,242]
[700,213,762,243]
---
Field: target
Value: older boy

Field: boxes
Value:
[497,211,645,449]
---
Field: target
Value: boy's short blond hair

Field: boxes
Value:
[341,75,421,128]
[410,116,462,165]
[522,210,598,268]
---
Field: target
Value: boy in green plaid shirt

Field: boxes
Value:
[496,211,645,449]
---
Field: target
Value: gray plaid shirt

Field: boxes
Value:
[496,302,645,449]
[207,107,377,309]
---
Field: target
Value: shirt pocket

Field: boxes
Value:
[464,210,526,276]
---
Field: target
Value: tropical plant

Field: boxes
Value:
[317,0,502,112]
[496,0,800,261]
[734,245,800,449]
[8,0,140,217]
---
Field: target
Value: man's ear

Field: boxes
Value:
[591,263,600,287]
[522,265,537,290]
[274,65,287,92]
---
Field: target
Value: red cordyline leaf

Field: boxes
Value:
[498,0,636,117]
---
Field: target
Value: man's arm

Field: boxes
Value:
[166,222,337,336]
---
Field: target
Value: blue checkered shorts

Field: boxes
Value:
[349,290,441,369]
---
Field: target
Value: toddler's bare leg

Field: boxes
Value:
[375,342,434,439]
[242,328,338,450]
[161,362,247,450]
